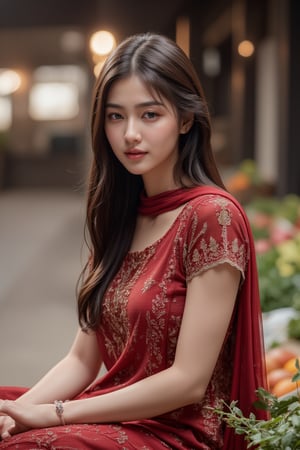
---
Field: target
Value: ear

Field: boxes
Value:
[179,114,193,134]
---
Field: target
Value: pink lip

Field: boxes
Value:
[124,149,147,160]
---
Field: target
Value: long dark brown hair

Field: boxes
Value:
[77,32,225,330]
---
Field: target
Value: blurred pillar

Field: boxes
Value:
[255,38,278,186]
[176,16,190,57]
[277,0,300,195]
[230,0,247,164]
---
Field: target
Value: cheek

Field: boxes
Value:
[152,123,180,145]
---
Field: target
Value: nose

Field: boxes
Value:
[124,118,141,143]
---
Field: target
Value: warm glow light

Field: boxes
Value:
[238,40,255,57]
[0,69,21,95]
[89,30,116,56]
[29,82,79,120]
[0,97,12,130]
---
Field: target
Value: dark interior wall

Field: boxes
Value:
[0,0,100,28]
[276,0,300,196]
[285,0,300,194]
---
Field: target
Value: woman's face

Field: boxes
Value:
[104,75,188,193]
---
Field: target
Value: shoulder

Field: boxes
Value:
[180,188,251,280]
[184,187,247,232]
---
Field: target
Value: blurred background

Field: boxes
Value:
[1,0,300,390]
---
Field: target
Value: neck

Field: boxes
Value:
[142,175,193,198]
[138,185,208,216]
[142,180,179,198]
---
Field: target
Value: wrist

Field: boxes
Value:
[54,400,66,426]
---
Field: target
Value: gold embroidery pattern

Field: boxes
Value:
[184,195,247,281]
[100,248,155,364]
[144,249,179,375]
[142,277,156,292]
[0,422,174,449]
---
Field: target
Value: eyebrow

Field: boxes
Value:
[105,101,164,109]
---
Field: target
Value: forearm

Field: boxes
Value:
[17,355,101,405]
[63,365,204,424]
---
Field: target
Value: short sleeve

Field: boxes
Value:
[183,195,249,282]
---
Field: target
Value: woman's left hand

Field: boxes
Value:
[0,400,58,438]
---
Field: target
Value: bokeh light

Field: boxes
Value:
[89,30,116,56]
[0,69,21,95]
[238,40,255,57]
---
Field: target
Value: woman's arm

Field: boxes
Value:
[17,328,102,405]
[1,263,240,429]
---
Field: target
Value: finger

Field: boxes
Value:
[0,402,30,435]
[1,430,11,440]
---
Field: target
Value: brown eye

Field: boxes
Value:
[143,111,158,120]
[107,112,123,120]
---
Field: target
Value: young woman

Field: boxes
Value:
[0,32,267,449]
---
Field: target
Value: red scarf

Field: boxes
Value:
[139,185,268,449]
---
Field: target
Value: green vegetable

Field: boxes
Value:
[213,360,300,449]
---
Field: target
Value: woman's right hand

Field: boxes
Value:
[0,414,15,441]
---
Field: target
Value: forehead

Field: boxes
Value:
[107,75,153,100]
[108,74,169,104]
[106,74,177,115]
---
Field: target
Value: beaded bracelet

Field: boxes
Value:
[54,400,66,426]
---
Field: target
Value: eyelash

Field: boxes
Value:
[143,111,158,119]
[107,112,122,121]
[106,111,160,121]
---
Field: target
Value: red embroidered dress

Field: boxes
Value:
[0,187,267,449]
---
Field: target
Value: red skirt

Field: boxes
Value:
[0,387,208,449]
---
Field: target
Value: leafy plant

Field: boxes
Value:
[256,246,300,312]
[245,195,300,313]
[288,317,300,340]
[213,360,300,449]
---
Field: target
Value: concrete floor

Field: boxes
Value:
[0,189,87,387]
